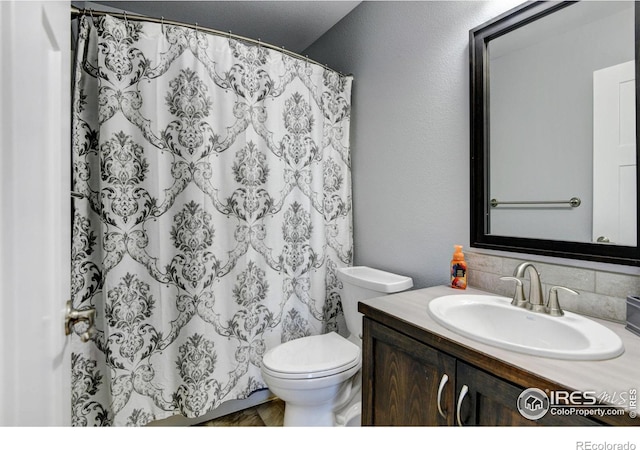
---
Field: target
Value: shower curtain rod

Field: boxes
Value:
[70,6,348,77]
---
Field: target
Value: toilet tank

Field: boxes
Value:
[337,266,413,342]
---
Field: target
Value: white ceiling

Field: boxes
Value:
[84,1,361,53]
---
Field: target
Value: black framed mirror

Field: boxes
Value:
[470,0,640,266]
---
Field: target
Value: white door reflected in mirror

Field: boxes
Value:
[593,60,636,247]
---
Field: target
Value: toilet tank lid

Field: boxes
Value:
[337,266,413,293]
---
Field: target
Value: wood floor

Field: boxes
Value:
[196,398,285,427]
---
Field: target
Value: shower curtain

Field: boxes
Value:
[70,14,352,426]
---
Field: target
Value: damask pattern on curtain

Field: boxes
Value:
[70,15,352,426]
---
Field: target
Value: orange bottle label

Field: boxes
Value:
[451,262,467,289]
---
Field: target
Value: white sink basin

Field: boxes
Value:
[427,294,624,360]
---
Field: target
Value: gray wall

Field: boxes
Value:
[305,1,522,287]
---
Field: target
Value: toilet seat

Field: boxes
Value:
[262,332,361,380]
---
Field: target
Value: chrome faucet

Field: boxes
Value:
[512,262,546,313]
[499,276,528,309]
[501,262,580,316]
[547,286,579,317]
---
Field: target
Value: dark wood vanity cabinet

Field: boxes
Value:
[363,318,455,425]
[455,361,599,426]
[361,317,603,426]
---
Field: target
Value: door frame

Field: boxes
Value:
[0,0,71,426]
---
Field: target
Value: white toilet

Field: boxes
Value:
[261,266,413,426]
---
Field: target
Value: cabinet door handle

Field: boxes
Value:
[456,384,469,426]
[436,373,449,420]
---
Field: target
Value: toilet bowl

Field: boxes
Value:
[260,266,413,426]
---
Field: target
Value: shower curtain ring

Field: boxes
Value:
[123,11,128,26]
[161,16,165,34]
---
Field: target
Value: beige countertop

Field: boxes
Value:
[359,285,640,420]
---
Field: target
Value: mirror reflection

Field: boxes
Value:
[488,1,636,246]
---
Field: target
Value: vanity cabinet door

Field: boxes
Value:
[455,361,540,426]
[362,318,456,425]
[455,361,602,426]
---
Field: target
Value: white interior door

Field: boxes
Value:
[0,1,70,426]
[593,60,636,246]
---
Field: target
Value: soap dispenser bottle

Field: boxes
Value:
[450,245,467,289]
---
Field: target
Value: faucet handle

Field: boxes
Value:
[547,286,579,317]
[500,276,529,309]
